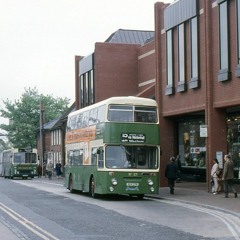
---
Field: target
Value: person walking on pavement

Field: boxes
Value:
[46,160,54,180]
[37,162,42,178]
[211,158,220,194]
[165,156,179,194]
[55,161,62,178]
[222,154,237,198]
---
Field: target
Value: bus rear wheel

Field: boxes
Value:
[90,176,97,198]
[69,175,74,193]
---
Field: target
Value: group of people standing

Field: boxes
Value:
[37,161,62,179]
[211,154,237,198]
[165,153,238,198]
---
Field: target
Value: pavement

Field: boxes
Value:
[150,180,240,218]
[1,177,239,239]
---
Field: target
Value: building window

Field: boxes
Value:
[178,24,185,83]
[85,72,89,106]
[80,75,84,108]
[189,17,200,89]
[90,70,94,105]
[80,70,95,108]
[218,0,230,81]
[51,131,53,146]
[236,0,240,76]
[165,29,174,95]
[177,24,187,92]
[58,130,61,145]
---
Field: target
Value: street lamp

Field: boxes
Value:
[40,100,45,176]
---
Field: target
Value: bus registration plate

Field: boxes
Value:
[126,183,139,187]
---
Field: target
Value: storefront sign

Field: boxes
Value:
[121,133,146,143]
[216,151,223,168]
[200,125,208,137]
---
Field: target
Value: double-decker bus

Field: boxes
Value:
[2,148,38,179]
[65,96,160,198]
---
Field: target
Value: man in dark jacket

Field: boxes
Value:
[165,156,179,194]
[222,154,237,198]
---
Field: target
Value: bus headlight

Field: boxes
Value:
[147,179,154,186]
[109,186,115,192]
[111,178,118,186]
[150,187,155,192]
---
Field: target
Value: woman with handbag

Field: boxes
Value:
[211,158,220,194]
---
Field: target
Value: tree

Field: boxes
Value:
[0,87,70,148]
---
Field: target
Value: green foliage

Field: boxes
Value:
[0,87,70,148]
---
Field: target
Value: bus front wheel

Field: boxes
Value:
[137,194,144,200]
[90,176,97,198]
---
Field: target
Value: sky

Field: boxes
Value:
[0,0,173,125]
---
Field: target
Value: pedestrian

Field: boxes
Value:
[222,154,237,198]
[37,163,42,178]
[211,158,220,194]
[55,161,62,178]
[176,155,182,182]
[165,156,179,194]
[46,160,54,180]
[43,162,47,177]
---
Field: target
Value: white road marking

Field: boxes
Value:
[156,199,240,240]
[0,202,59,240]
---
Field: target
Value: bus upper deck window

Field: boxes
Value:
[134,107,157,123]
[108,105,133,122]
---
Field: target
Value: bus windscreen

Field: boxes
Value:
[105,145,158,169]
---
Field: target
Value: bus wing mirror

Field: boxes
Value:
[97,149,103,154]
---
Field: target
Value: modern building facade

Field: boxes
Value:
[155,0,240,189]
[75,29,156,110]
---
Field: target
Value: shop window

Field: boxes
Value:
[227,115,240,179]
[178,120,206,168]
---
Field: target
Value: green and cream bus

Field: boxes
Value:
[2,148,38,179]
[65,96,160,198]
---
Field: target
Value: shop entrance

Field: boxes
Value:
[177,118,206,182]
[227,114,240,180]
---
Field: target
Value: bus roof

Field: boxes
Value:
[68,96,157,117]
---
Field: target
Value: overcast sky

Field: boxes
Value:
[0,0,173,125]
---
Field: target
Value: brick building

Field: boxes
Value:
[74,0,240,190]
[155,0,240,189]
[75,29,155,110]
[38,0,240,189]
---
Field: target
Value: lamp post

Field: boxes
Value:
[40,100,45,176]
